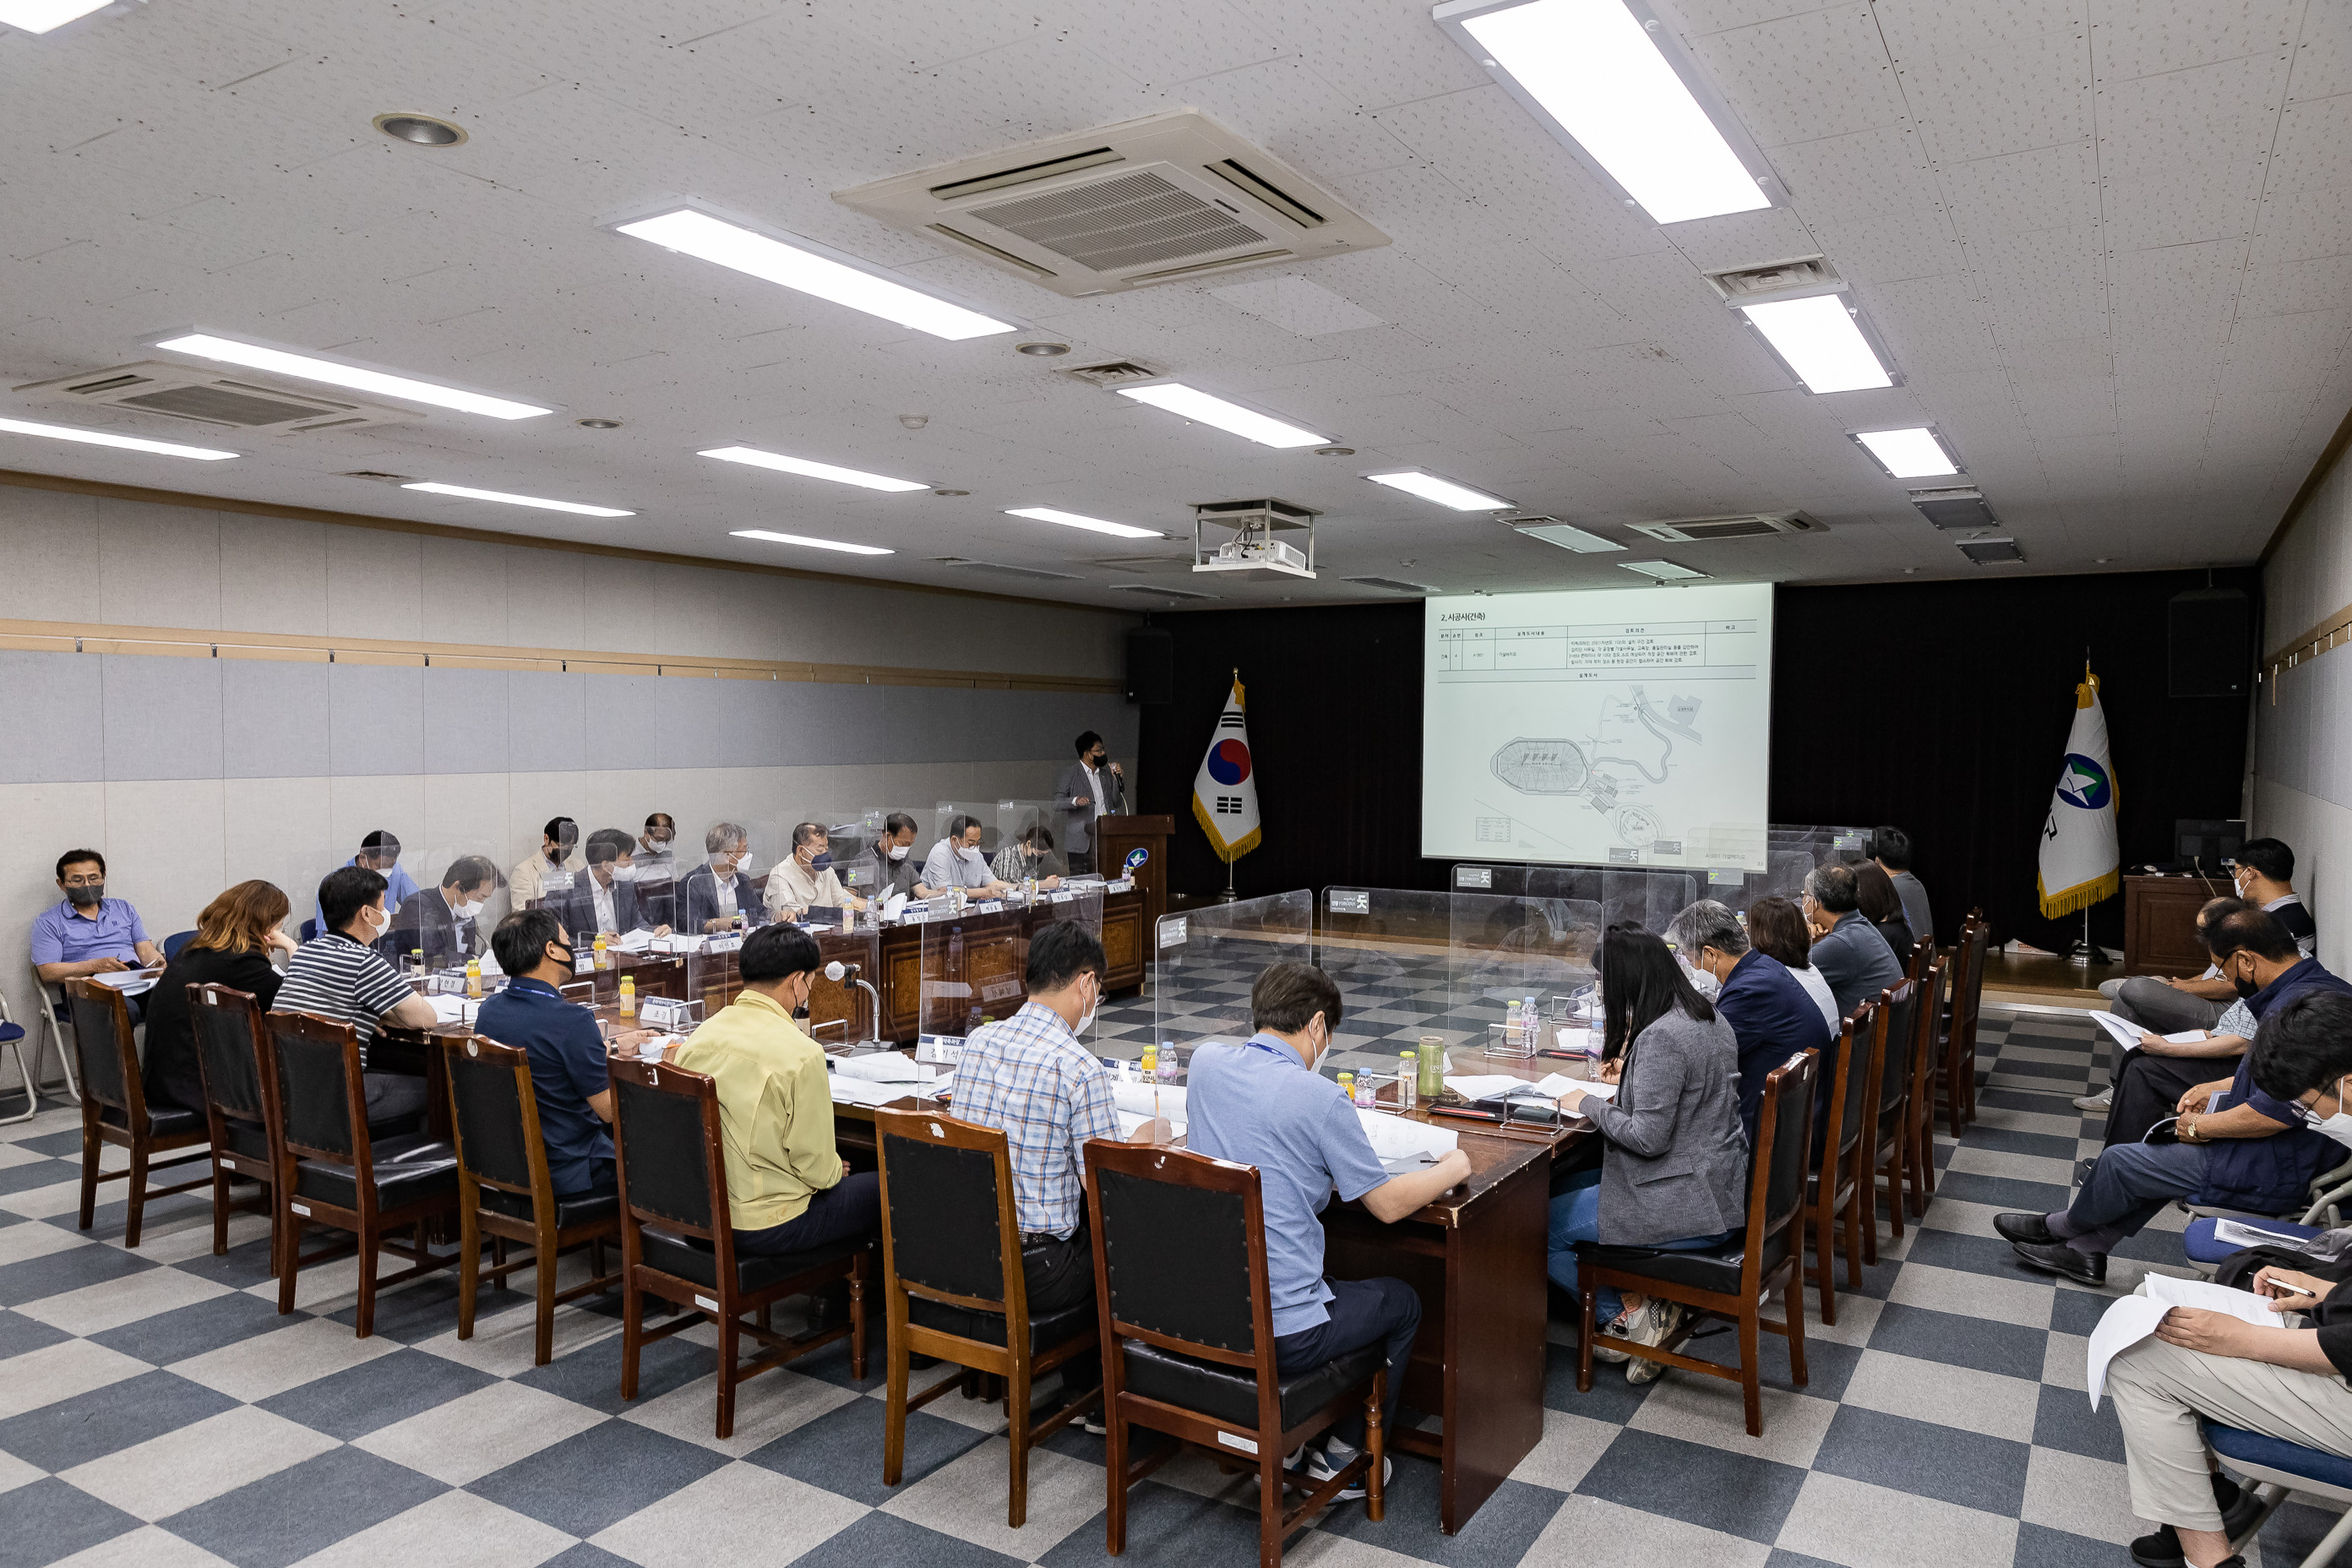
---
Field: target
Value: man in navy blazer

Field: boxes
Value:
[1669,900,1835,1143]
[1805,864,1903,1016]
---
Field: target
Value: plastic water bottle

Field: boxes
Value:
[1396,1053,1418,1111]
[1522,995,1539,1050]
[1503,999,1522,1053]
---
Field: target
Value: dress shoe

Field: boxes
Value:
[1993,1211,2057,1244]
[2008,1237,2107,1285]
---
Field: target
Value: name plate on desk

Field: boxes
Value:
[707,934,743,953]
[640,996,690,1031]
[914,1033,966,1064]
[1104,879,1134,894]
[975,900,1004,912]
[1050,890,1075,905]
[1328,890,1369,916]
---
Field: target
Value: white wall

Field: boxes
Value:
[2255,454,2352,976]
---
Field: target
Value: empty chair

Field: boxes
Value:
[64,978,209,1247]
[1803,1001,1880,1325]
[1086,1140,1386,1568]
[186,983,284,1264]
[1576,1049,1818,1436]
[1906,955,1948,1209]
[443,1034,622,1366]
[28,966,83,1106]
[1865,976,1920,1255]
[874,1108,1100,1528]
[1938,916,1991,1135]
[0,985,36,1125]
[268,1010,460,1336]
[610,1056,868,1440]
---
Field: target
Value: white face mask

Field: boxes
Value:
[2306,1076,2352,1149]
[610,863,639,883]
[961,845,986,864]
[1074,978,1099,1036]
[359,905,387,938]
[887,844,910,862]
[453,899,484,920]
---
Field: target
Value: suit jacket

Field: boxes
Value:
[1582,1007,1750,1245]
[384,886,479,966]
[681,864,758,933]
[1054,760,1125,853]
[1716,950,1835,1144]
[1811,912,1904,1018]
[552,876,648,938]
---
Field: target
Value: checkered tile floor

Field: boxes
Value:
[5,1006,2348,1567]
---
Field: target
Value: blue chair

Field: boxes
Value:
[0,986,35,1124]
[162,929,198,961]
[2183,1217,2325,1270]
[2202,1419,2352,1566]
[299,919,318,943]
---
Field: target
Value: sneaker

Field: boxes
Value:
[1622,1299,1685,1385]
[1305,1441,1391,1503]
[2073,1087,2112,1111]
[2009,1238,2108,1286]
[1590,1308,1633,1364]
[1082,1411,1107,1436]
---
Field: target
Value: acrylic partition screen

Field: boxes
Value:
[1446,864,1696,936]
[1149,890,1316,1056]
[917,885,1104,1042]
[994,799,1071,885]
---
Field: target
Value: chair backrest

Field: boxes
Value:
[162,929,198,960]
[1911,956,1948,1105]
[1086,1140,1267,1370]
[1875,976,1919,1118]
[1746,1048,1819,1272]
[1907,937,1936,982]
[1822,1001,1876,1166]
[608,1056,723,1239]
[874,1109,1019,1317]
[444,1035,545,1198]
[62,980,141,1124]
[188,983,271,1126]
[1950,917,1990,1041]
[268,1010,365,1166]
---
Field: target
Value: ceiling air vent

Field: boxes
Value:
[338,471,420,484]
[14,361,426,435]
[932,558,1082,583]
[1111,582,1220,601]
[1703,256,1842,305]
[836,110,1390,299]
[1628,511,1825,543]
[1343,575,1437,595]
[1909,485,1999,531]
[1060,360,1161,389]
[1957,536,2025,565]
[1503,515,1625,554]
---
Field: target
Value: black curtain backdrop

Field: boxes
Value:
[1134,567,2259,948]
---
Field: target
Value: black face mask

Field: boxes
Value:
[2234,969,2260,1000]
[549,945,575,972]
[65,883,103,908]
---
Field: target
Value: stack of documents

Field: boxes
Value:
[2089,1012,2208,1053]
[2088,1274,2286,1407]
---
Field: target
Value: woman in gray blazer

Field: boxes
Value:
[1552,924,1750,1383]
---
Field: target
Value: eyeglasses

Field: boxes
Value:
[60,874,103,887]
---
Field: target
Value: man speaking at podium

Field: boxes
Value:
[1056,730,1125,876]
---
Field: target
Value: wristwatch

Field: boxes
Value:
[2180,1112,2203,1142]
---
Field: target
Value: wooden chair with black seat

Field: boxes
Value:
[1862,974,1921,1259]
[1937,916,1991,1135]
[1904,953,1950,1211]
[63,978,210,1248]
[267,1010,461,1336]
[1578,1048,1818,1436]
[873,1108,1100,1528]
[443,1034,622,1367]
[1801,1000,1880,1325]
[608,1055,868,1440]
[186,983,287,1266]
[1085,1140,1386,1568]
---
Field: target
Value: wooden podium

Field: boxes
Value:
[1095,814,1173,938]
[2125,874,2220,976]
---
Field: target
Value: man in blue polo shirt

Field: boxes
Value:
[1186,961,1470,1499]
[31,848,162,984]
[476,907,624,1197]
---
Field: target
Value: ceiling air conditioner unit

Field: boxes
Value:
[1909,485,1999,531]
[14,362,426,435]
[835,110,1391,299]
[1627,511,1825,544]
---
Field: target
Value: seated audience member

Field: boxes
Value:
[1669,900,1833,1145]
[859,813,923,904]
[477,908,634,1198]
[1188,961,1472,1496]
[2232,837,2317,957]
[510,818,581,906]
[313,830,418,935]
[33,849,163,984]
[1871,825,1934,947]
[765,822,865,922]
[385,855,500,966]
[2084,836,2313,1047]
[2103,990,2352,1568]
[950,920,1119,1420]
[1997,906,2352,1284]
[1804,864,1903,1017]
[558,830,669,941]
[917,814,1013,900]
[1551,925,1750,1383]
[990,824,1063,890]
[1746,895,1842,1033]
[2090,896,2252,1134]
[272,867,437,1121]
[1854,862,1918,967]
[142,880,297,1113]
[669,923,879,1257]
[635,814,678,878]
[682,822,759,934]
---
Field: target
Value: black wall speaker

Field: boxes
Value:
[2167,587,2251,698]
[1125,627,1175,705]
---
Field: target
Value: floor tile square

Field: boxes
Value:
[6,1477,145,1567]
[90,1289,290,1366]
[1574,1428,1807,1544]
[2018,1446,2139,1545]
[1839,1349,2041,1443]
[161,1446,449,1568]
[406,1290,626,1378]
[42,1522,242,1568]
[60,1405,341,1522]
[471,1417,730,1538]
[1809,1405,2030,1516]
[512,1326,708,1418]
[0,1336,152,1421]
[1885,1261,2054,1329]
[1316,1460,1562,1566]
[351,1381,607,1487]
[2050,1285,2122,1338]
[1527,1493,1772,1565]
[15,1263,231,1337]
[0,1243,154,1309]
[1625,1372,1841,1469]
[1862,1300,2050,1379]
[286,1487,576,1568]
[787,1510,1029,1568]
[745,1391,991,1505]
[592,1460,868,1566]
[1773,1470,2018,1567]
[0,1218,90,1267]
[257,1346,498,1440]
[879,1436,1104,1559]
[2029,1378,2127,1463]
[1503,1407,1621,1493]
[619,1364,859,1456]
[0,1369,238,1472]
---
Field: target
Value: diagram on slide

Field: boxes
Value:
[1489,689,1705,847]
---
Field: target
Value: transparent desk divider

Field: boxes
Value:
[1149,890,1315,1059]
[993,799,1070,885]
[1598,870,1696,934]
[386,847,502,974]
[1448,864,1695,936]
[917,885,1102,1043]
[1449,891,1603,1057]
[811,925,883,1045]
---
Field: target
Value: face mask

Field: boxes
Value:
[454,899,484,920]
[1074,979,1099,1036]
[888,844,909,862]
[549,944,574,971]
[2306,1078,2352,1148]
[359,906,387,937]
[808,852,831,871]
[645,835,672,851]
[2232,962,2260,1000]
[610,863,639,883]
[962,846,986,864]
[65,883,103,908]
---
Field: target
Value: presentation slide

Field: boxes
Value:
[1420,583,1774,872]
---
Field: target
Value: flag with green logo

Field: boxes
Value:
[2037,667,2120,918]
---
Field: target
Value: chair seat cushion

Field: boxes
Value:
[2182,1215,2323,1266]
[907,1294,1096,1354]
[219,1118,272,1162]
[637,1226,863,1297]
[99,1101,204,1139]
[1579,1225,1783,1298]
[481,1184,619,1232]
[2202,1420,2352,1493]
[1120,1338,1381,1434]
[291,1133,459,1213]
[0,1022,22,1043]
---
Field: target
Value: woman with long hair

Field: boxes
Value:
[1854,861,1919,967]
[1550,923,1750,1382]
[1746,895,1842,1032]
[142,880,296,1111]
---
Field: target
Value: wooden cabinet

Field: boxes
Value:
[873,886,1143,1041]
[2125,874,2221,977]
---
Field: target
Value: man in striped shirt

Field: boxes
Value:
[950,920,1118,1424]
[272,865,437,1123]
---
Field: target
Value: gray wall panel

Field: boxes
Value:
[328,663,425,776]
[0,651,104,784]
[422,667,510,774]
[221,660,330,779]
[101,655,224,782]
[507,670,587,774]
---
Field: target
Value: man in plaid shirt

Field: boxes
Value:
[951,920,1117,1425]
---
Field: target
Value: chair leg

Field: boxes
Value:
[457,1209,482,1342]
[1105,1401,1130,1557]
[1813,1200,1837,1327]
[123,1142,150,1250]
[355,1217,381,1339]
[882,1312,908,1486]
[849,1264,867,1381]
[620,1280,643,1402]
[78,1123,100,1232]
[534,1241,559,1367]
[277,1203,302,1315]
[1006,1360,1032,1530]
[1257,1443,1283,1568]
[1783,1271,1810,1389]
[210,1157,232,1257]
[492,1235,508,1290]
[1576,1275,1598,1392]
[1738,1305,1763,1438]
[716,1312,739,1440]
[1364,1368,1386,1523]
[1854,1143,1877,1269]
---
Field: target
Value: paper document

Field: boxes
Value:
[2211,1219,2327,1254]
[1444,1075,1547,1101]
[1354,1108,1459,1162]
[610,929,655,953]
[827,1075,916,1108]
[1566,1079,1619,1102]
[2089,1011,2146,1052]
[1114,1109,1187,1141]
[2088,1274,2285,1407]
[90,971,157,994]
[427,994,471,1025]
[1556,1026,1592,1055]
[831,1053,933,1085]
[1113,1081,1188,1120]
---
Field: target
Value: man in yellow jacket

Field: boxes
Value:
[669,923,879,1255]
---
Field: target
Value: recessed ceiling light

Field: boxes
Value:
[1734,296,1893,394]
[152,332,553,420]
[732,528,894,557]
[373,113,467,147]
[1853,427,1957,478]
[1113,383,1329,448]
[1365,470,1514,511]
[1620,558,1707,580]
[613,208,1018,341]
[1016,342,1070,357]
[699,445,927,493]
[400,482,633,518]
[0,414,237,460]
[575,417,623,430]
[0,0,118,34]
[1439,0,1773,225]
[1006,506,1163,540]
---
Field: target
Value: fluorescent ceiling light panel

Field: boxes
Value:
[1366,470,1513,511]
[0,415,237,460]
[1854,427,1957,478]
[1620,558,1705,580]
[616,209,1017,341]
[1005,507,1163,540]
[699,445,927,493]
[0,0,113,32]
[1514,521,1624,553]
[1114,383,1328,448]
[153,333,552,419]
[732,528,894,556]
[1735,297,1892,394]
[401,482,633,518]
[1451,0,1771,225]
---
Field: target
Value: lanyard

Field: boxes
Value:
[1243,1034,1307,1067]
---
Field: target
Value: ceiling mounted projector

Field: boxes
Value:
[1190,498,1320,580]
